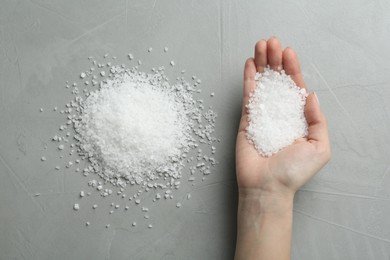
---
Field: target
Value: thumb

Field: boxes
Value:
[305,92,329,146]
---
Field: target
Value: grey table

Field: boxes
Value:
[1,0,390,259]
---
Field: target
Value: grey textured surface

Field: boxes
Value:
[1,0,390,259]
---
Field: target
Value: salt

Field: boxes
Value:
[73,203,80,211]
[246,67,308,156]
[44,53,219,226]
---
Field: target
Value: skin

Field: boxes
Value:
[234,37,331,260]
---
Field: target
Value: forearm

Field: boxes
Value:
[234,191,294,260]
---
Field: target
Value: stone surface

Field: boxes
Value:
[0,0,390,259]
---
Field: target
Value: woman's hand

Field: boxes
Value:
[234,37,331,260]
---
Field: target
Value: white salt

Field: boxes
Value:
[45,54,219,223]
[74,70,197,188]
[73,203,80,211]
[246,67,308,157]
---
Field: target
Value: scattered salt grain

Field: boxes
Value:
[41,156,46,161]
[148,224,153,228]
[246,67,308,157]
[148,47,153,52]
[86,222,90,226]
[80,191,85,197]
[73,203,80,211]
[45,53,219,228]
[132,222,137,227]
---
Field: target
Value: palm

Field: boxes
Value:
[236,38,330,194]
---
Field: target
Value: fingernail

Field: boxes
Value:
[314,92,320,106]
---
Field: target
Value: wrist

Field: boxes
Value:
[238,188,294,216]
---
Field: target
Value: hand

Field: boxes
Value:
[234,36,331,260]
[236,37,331,200]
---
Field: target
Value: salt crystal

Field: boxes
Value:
[41,156,46,161]
[73,203,80,210]
[100,71,105,77]
[80,72,86,79]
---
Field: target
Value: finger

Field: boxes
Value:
[242,58,257,117]
[282,47,307,90]
[254,40,267,72]
[267,37,283,71]
[305,92,329,145]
